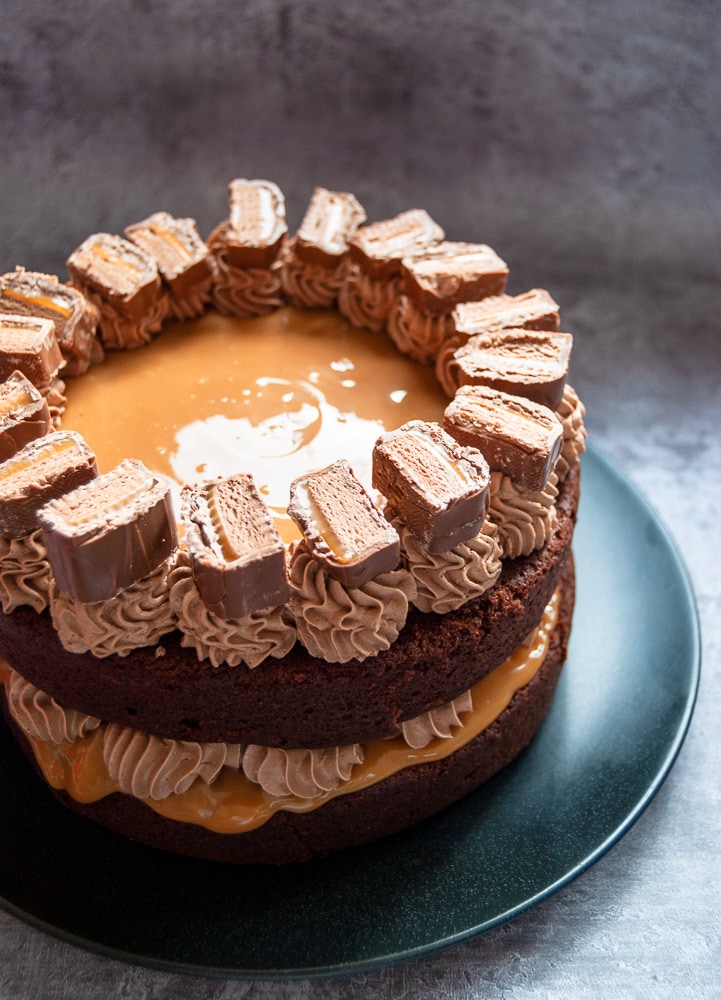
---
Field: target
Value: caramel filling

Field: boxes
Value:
[0,383,34,416]
[1,288,73,318]
[0,435,78,482]
[62,308,448,543]
[2,591,559,835]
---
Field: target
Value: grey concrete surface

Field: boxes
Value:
[0,1,719,997]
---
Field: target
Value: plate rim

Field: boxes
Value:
[0,441,702,980]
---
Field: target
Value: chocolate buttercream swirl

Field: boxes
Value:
[336,263,401,332]
[211,261,284,318]
[400,689,473,748]
[91,295,167,351]
[488,470,558,558]
[387,295,454,365]
[394,518,502,614]
[6,669,101,743]
[169,556,297,668]
[103,722,241,800]
[242,743,364,798]
[49,553,180,658]
[287,539,416,663]
[167,276,216,323]
[554,383,587,482]
[0,528,51,613]
[279,245,346,309]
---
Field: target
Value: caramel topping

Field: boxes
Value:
[61,309,449,544]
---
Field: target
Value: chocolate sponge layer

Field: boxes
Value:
[1,552,574,865]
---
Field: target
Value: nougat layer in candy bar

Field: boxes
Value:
[0,268,101,376]
[66,233,163,318]
[348,209,444,279]
[400,242,509,316]
[0,429,97,538]
[208,179,287,270]
[183,473,288,620]
[293,187,367,267]
[288,460,400,589]
[372,420,490,553]
[125,212,213,290]
[444,385,563,491]
[0,371,51,464]
[38,459,177,603]
[0,314,64,388]
[452,288,560,338]
[450,329,573,409]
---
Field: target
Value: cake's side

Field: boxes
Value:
[1,553,574,865]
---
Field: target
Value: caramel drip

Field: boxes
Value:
[2,590,559,835]
[61,308,448,543]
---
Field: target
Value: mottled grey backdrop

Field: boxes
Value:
[1,0,718,286]
[1,3,719,998]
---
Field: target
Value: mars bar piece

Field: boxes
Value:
[0,314,64,388]
[452,288,560,338]
[449,328,573,409]
[37,459,177,603]
[208,179,288,270]
[66,233,166,350]
[0,371,51,463]
[0,429,97,538]
[293,187,367,268]
[288,460,400,589]
[372,420,490,553]
[125,212,215,319]
[348,209,444,280]
[182,473,289,619]
[400,242,509,316]
[0,267,101,376]
[444,385,563,491]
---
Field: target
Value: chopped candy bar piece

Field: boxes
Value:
[293,187,367,267]
[447,328,573,409]
[0,314,64,388]
[452,288,560,338]
[0,371,51,463]
[348,209,444,279]
[288,460,400,589]
[125,212,214,319]
[444,385,563,491]
[372,420,490,553]
[183,473,289,619]
[399,242,509,315]
[66,233,166,350]
[0,430,97,538]
[0,267,101,375]
[37,459,177,603]
[209,178,287,269]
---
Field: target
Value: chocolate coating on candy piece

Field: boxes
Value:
[348,209,444,280]
[293,187,367,268]
[449,328,573,409]
[125,213,214,315]
[0,268,101,376]
[0,371,51,463]
[373,420,491,553]
[451,289,561,339]
[37,459,177,603]
[214,179,287,270]
[288,460,400,589]
[0,430,97,538]
[0,314,64,388]
[66,234,166,349]
[400,242,509,316]
[183,474,289,620]
[444,385,563,492]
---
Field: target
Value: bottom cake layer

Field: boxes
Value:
[2,554,575,865]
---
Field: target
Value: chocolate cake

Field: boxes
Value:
[0,181,586,864]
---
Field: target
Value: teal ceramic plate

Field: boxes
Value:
[0,444,700,978]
